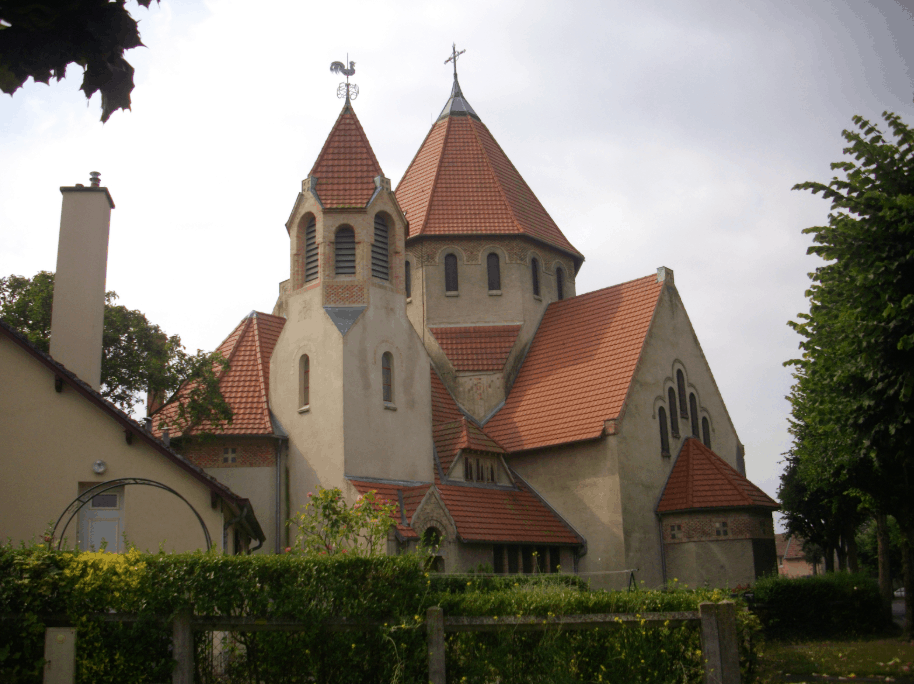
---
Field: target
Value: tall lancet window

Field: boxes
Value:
[676,370,688,418]
[372,214,389,280]
[689,393,699,436]
[658,406,670,456]
[531,258,540,297]
[299,355,310,408]
[382,352,393,403]
[556,268,565,300]
[702,417,712,449]
[667,387,679,437]
[405,261,412,298]
[487,252,501,291]
[445,254,458,293]
[335,226,356,275]
[304,217,319,283]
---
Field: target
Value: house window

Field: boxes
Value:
[222,447,237,464]
[536,546,548,573]
[701,416,711,448]
[556,268,565,300]
[715,521,729,537]
[371,214,389,280]
[476,459,483,482]
[299,354,310,408]
[667,388,680,437]
[487,463,496,483]
[444,254,458,292]
[335,226,355,275]
[670,524,682,540]
[658,406,670,456]
[487,252,501,291]
[676,370,688,418]
[304,216,319,282]
[90,493,119,509]
[549,547,561,573]
[507,546,519,573]
[689,393,699,436]
[531,258,540,297]
[382,352,393,403]
[493,544,505,573]
[464,455,473,481]
[405,260,412,298]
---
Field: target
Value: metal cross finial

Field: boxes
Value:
[444,43,465,77]
[330,53,358,100]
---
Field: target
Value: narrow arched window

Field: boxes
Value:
[444,254,458,293]
[405,260,412,298]
[382,352,393,403]
[702,417,711,448]
[487,252,501,291]
[335,226,355,275]
[658,406,670,456]
[304,217,319,283]
[464,455,472,481]
[299,355,310,408]
[689,393,699,436]
[676,370,688,418]
[667,387,679,437]
[372,214,389,280]
[556,268,565,300]
[531,258,540,297]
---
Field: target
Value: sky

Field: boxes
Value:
[2,0,914,525]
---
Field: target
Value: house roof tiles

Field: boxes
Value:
[657,438,779,513]
[348,480,431,540]
[309,102,383,209]
[485,274,664,452]
[430,325,520,372]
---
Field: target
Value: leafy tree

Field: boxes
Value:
[0,271,232,434]
[0,0,158,122]
[788,111,914,633]
[287,488,400,557]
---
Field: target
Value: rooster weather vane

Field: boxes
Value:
[330,56,357,101]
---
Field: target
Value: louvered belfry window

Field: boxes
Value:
[304,216,319,282]
[335,226,355,275]
[487,252,501,291]
[689,393,700,436]
[667,387,679,436]
[444,254,458,292]
[531,258,540,297]
[372,214,389,280]
[556,268,565,300]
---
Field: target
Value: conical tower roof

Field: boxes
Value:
[309,101,384,209]
[396,76,583,266]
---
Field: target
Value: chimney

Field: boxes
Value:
[49,172,115,390]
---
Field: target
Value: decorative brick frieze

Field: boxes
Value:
[324,281,367,306]
[181,439,276,469]
[661,510,775,544]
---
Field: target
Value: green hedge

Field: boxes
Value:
[751,572,886,639]
[0,546,761,683]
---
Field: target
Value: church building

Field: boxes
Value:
[155,63,778,589]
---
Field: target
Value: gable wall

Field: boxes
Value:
[0,337,227,552]
[615,281,742,588]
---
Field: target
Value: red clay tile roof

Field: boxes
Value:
[309,102,383,209]
[395,101,582,262]
[153,311,286,437]
[436,480,581,545]
[657,438,779,513]
[434,419,505,475]
[430,325,520,372]
[431,368,463,424]
[485,274,664,452]
[348,480,431,540]
[775,533,808,560]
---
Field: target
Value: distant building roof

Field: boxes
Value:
[657,438,779,513]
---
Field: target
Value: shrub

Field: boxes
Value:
[751,572,886,639]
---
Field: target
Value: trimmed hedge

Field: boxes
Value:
[751,572,886,639]
[0,546,761,683]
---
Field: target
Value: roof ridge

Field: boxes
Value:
[565,273,661,305]
[466,118,524,237]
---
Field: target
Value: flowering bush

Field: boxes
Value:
[287,487,400,557]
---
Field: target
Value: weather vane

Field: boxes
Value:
[330,55,358,100]
[444,43,465,77]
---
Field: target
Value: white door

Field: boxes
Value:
[78,486,124,552]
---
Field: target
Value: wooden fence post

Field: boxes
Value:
[172,607,193,684]
[699,601,740,684]
[427,606,446,684]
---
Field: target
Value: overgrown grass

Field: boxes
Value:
[757,633,914,682]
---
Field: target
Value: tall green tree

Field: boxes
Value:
[0,271,232,434]
[788,111,914,633]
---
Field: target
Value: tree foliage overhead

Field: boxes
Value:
[0,271,232,433]
[0,0,158,122]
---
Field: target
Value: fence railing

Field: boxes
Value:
[15,600,741,684]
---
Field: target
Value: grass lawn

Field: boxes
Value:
[757,633,914,683]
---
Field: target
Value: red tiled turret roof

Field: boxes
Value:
[395,80,582,264]
[657,438,779,513]
[485,274,664,452]
[153,311,286,437]
[430,325,520,372]
[309,101,384,209]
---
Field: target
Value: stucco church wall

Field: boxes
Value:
[203,465,277,553]
[663,539,757,589]
[0,337,226,553]
[613,280,744,589]
[507,438,623,589]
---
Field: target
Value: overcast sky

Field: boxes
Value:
[3,0,914,524]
